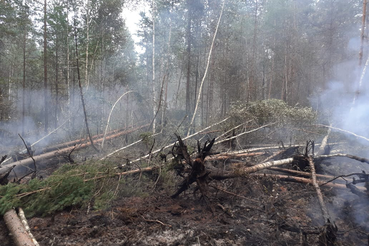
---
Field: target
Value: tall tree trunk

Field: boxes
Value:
[66,0,71,132]
[251,0,259,102]
[352,0,368,109]
[152,0,157,133]
[74,19,99,152]
[43,0,48,133]
[174,68,182,109]
[55,38,59,129]
[185,0,192,119]
[188,0,225,135]
[161,16,173,132]
[85,0,90,88]
[22,25,26,136]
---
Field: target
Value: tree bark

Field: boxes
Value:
[3,209,35,246]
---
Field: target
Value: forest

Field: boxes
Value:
[1,0,369,245]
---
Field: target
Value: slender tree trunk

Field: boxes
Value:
[188,0,225,135]
[74,19,99,152]
[185,0,192,118]
[352,0,368,109]
[359,0,367,67]
[152,0,157,133]
[22,26,26,136]
[44,0,48,133]
[55,38,59,128]
[66,0,71,132]
[161,16,173,132]
[85,0,90,88]
[174,68,182,109]
[249,0,258,102]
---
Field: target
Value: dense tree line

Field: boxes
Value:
[0,0,365,140]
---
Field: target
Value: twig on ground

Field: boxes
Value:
[141,216,171,227]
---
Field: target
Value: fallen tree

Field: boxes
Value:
[3,209,37,246]
[0,124,149,176]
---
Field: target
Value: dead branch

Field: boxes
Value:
[170,135,215,212]
[308,155,331,222]
[0,155,7,166]
[317,153,369,165]
[320,172,369,187]
[250,173,365,190]
[215,122,276,146]
[215,121,252,141]
[316,124,369,143]
[308,144,337,246]
[1,119,70,165]
[18,134,37,177]
[3,209,35,246]
[101,133,161,161]
[129,117,230,165]
[317,125,331,155]
[101,90,136,149]
[142,216,171,227]
[260,150,285,163]
[270,167,337,181]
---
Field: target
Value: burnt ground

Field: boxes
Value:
[1,170,369,246]
[2,133,369,246]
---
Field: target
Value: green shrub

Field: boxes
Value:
[230,99,316,126]
[0,162,124,217]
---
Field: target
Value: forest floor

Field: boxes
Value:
[1,135,369,245]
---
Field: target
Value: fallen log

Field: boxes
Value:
[3,209,35,246]
[269,167,337,181]
[310,138,337,245]
[206,151,265,161]
[317,153,369,165]
[43,122,147,153]
[308,156,331,222]
[0,165,15,185]
[250,173,365,190]
[0,124,149,176]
